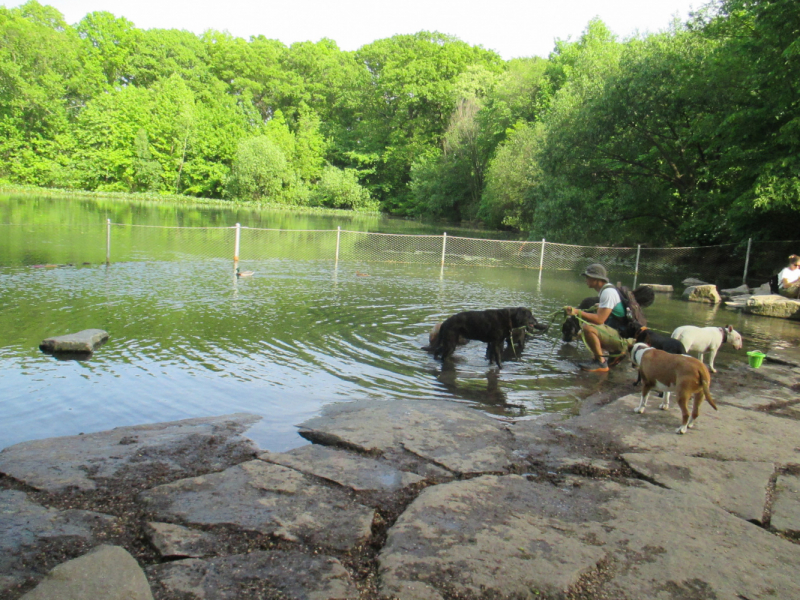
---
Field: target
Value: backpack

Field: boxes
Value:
[768,274,780,295]
[617,284,647,328]
[601,283,647,338]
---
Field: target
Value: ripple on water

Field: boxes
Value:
[1,260,799,451]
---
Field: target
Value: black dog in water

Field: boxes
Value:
[432,307,547,368]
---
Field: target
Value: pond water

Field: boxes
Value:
[2,194,799,452]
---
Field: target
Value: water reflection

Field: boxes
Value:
[1,196,799,453]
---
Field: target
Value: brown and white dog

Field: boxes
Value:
[630,342,718,434]
[671,325,743,373]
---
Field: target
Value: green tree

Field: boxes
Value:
[225,136,290,201]
[310,166,376,210]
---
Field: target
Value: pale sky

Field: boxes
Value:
[6,0,701,59]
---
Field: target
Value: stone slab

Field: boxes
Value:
[378,475,800,600]
[560,394,800,465]
[298,400,514,475]
[682,278,710,287]
[0,414,261,492]
[39,329,109,354]
[20,545,153,600]
[640,283,674,293]
[138,460,374,551]
[720,284,750,297]
[722,387,798,410]
[766,343,800,368]
[259,444,425,493]
[772,473,800,535]
[683,284,721,304]
[145,522,219,559]
[0,490,121,597]
[146,551,358,600]
[622,452,774,523]
[745,294,800,320]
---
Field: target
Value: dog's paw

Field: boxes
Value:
[676,426,687,434]
[659,402,669,410]
[710,367,717,373]
[635,406,645,414]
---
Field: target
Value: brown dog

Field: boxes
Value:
[630,342,717,434]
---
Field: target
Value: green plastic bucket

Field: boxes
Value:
[747,351,766,368]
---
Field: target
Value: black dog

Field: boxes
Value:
[433,307,546,368]
[634,327,686,355]
[631,326,687,386]
[561,296,599,342]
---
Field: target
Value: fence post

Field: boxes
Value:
[441,233,447,267]
[106,219,111,265]
[335,226,341,267]
[634,244,641,288]
[539,239,546,271]
[234,223,241,263]
[742,237,752,284]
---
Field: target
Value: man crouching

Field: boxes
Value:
[563,263,630,373]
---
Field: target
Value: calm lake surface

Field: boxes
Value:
[2,193,799,452]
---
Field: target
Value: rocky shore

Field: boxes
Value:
[2,349,799,600]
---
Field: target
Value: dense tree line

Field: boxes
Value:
[0,0,797,244]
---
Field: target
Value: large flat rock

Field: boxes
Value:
[260,444,425,495]
[622,452,774,523]
[0,490,121,597]
[0,414,261,492]
[138,460,374,551]
[772,473,800,535]
[19,545,152,600]
[745,294,800,319]
[378,475,800,600]
[39,329,109,354]
[298,400,514,475]
[559,394,800,464]
[146,551,358,600]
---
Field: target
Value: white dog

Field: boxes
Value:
[671,325,743,373]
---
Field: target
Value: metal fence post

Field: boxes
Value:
[539,239,546,271]
[441,233,447,267]
[335,226,341,267]
[234,223,241,263]
[106,219,111,265]
[633,244,641,288]
[742,237,752,284]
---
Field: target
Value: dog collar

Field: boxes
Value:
[719,327,727,343]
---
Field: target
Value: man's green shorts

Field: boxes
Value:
[587,323,627,355]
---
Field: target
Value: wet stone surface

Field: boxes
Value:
[1,354,799,600]
[138,460,375,551]
[146,550,359,600]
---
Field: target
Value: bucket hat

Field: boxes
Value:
[581,263,609,282]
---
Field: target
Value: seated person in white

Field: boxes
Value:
[778,254,800,299]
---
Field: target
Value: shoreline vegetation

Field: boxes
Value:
[0,183,381,216]
[1,1,798,247]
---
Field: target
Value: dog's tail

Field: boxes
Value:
[700,367,718,411]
